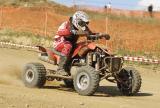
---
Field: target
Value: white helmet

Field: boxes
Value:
[72,11,89,31]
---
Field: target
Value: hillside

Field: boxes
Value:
[0,0,47,6]
[0,1,159,57]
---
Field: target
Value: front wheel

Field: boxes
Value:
[117,67,142,96]
[73,66,100,96]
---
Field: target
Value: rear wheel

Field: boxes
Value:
[22,63,46,88]
[117,67,142,96]
[73,66,100,96]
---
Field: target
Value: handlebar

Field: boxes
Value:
[72,30,110,41]
[87,33,110,40]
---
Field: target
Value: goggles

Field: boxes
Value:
[78,20,89,27]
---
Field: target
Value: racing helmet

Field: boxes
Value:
[72,11,89,31]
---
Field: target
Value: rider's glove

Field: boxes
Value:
[71,30,90,36]
[99,33,110,40]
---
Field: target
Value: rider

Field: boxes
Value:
[53,11,94,76]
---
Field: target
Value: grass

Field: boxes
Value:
[115,48,160,60]
[0,0,48,6]
[155,42,160,58]
[116,48,145,56]
[156,42,160,51]
[124,60,160,71]
[0,28,53,47]
[109,14,160,25]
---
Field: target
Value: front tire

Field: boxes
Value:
[22,63,46,88]
[73,66,100,96]
[117,67,142,96]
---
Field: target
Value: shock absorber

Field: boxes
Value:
[92,53,96,62]
[87,52,92,65]
[93,52,101,71]
[95,57,100,71]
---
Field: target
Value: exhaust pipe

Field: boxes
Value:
[38,53,56,65]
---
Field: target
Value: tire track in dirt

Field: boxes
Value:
[0,48,160,108]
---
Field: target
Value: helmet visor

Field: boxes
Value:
[78,20,89,27]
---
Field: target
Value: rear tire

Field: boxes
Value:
[117,67,142,96]
[73,66,100,96]
[22,63,46,88]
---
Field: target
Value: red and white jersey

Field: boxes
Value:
[53,21,72,48]
[53,20,92,48]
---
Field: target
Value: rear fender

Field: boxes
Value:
[37,46,47,53]
[46,49,60,64]
[37,46,60,64]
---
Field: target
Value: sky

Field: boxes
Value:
[52,0,160,11]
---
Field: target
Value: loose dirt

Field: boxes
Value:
[0,48,160,108]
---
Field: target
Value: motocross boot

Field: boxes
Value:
[57,56,68,76]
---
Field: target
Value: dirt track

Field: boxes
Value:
[0,48,160,108]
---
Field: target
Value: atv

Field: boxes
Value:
[22,33,142,96]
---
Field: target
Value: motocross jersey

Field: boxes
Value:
[53,18,78,48]
[53,17,93,48]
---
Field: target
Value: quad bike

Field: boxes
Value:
[22,33,142,96]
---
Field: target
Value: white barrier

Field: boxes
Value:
[0,42,37,49]
[124,56,159,64]
[0,41,159,64]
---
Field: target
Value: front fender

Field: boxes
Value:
[87,43,96,50]
[72,43,96,58]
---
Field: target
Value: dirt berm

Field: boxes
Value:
[0,48,160,108]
